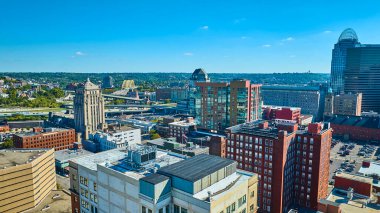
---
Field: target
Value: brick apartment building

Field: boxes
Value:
[13,128,76,151]
[168,117,196,142]
[262,106,301,123]
[226,120,332,212]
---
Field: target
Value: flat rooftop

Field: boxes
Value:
[358,162,380,176]
[326,115,380,129]
[193,170,254,201]
[24,190,71,213]
[169,120,196,127]
[0,149,49,169]
[55,149,93,163]
[107,148,184,180]
[336,173,373,184]
[107,125,137,133]
[71,145,185,180]
[326,188,380,213]
[15,128,72,137]
[141,173,170,185]
[70,149,127,171]
[158,154,235,182]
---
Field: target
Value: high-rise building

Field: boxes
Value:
[0,149,56,213]
[330,28,360,94]
[102,75,114,88]
[323,89,334,117]
[195,80,262,132]
[69,146,258,213]
[74,78,107,140]
[344,45,380,113]
[226,120,332,212]
[189,68,210,87]
[230,80,262,126]
[333,93,362,116]
[189,68,211,116]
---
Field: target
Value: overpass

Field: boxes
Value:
[64,90,144,102]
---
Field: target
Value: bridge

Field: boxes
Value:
[65,90,145,102]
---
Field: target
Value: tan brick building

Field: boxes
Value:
[74,78,107,140]
[0,149,56,213]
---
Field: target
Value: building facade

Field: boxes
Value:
[69,146,258,213]
[230,80,262,126]
[262,106,301,124]
[189,68,211,116]
[196,80,262,132]
[330,28,360,94]
[74,78,107,139]
[261,85,321,120]
[13,128,76,151]
[0,149,56,213]
[333,93,362,116]
[344,44,380,113]
[89,126,141,152]
[169,117,197,142]
[226,120,332,212]
[325,115,380,141]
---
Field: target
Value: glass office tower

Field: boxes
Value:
[344,45,380,113]
[330,28,360,94]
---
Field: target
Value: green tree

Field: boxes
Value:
[149,130,161,139]
[1,138,14,149]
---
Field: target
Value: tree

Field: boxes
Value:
[149,130,161,139]
[1,138,14,149]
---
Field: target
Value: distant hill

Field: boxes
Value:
[0,72,329,88]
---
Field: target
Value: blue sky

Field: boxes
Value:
[1,0,380,73]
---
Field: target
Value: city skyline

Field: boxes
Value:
[1,0,380,73]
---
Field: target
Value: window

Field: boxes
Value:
[181,207,187,213]
[93,182,97,191]
[81,200,89,209]
[166,205,170,213]
[174,205,180,213]
[250,204,254,213]
[159,209,163,213]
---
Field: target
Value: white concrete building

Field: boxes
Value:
[90,126,141,152]
[69,146,258,213]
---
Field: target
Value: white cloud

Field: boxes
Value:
[75,51,85,56]
[282,37,294,41]
[262,44,272,48]
[184,52,193,56]
[200,26,209,30]
[323,30,332,34]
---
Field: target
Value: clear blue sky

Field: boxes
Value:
[1,0,380,73]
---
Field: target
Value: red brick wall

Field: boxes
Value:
[334,176,372,197]
[330,124,380,141]
[13,129,76,151]
[209,136,226,158]
[71,192,80,213]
